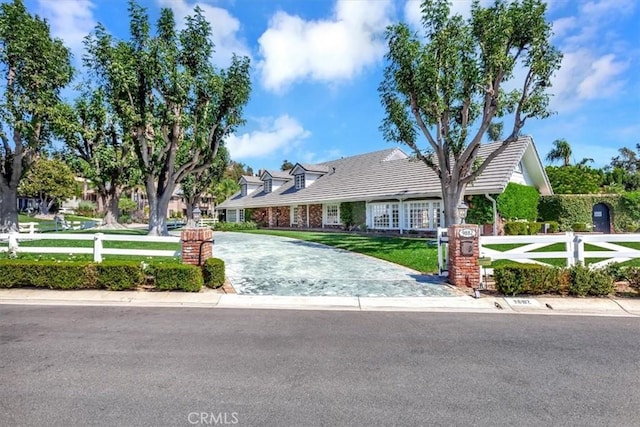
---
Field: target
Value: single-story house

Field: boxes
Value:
[216,136,552,233]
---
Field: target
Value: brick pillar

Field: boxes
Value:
[181,228,213,266]
[447,224,480,287]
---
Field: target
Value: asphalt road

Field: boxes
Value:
[1,306,639,427]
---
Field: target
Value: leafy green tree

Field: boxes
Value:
[546,138,572,166]
[84,1,251,235]
[19,157,77,214]
[224,161,254,181]
[281,159,294,171]
[181,146,230,226]
[545,165,602,194]
[379,0,561,226]
[0,0,73,231]
[486,122,503,142]
[213,177,240,205]
[59,88,140,226]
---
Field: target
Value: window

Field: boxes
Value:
[227,209,237,223]
[370,203,399,229]
[406,202,430,230]
[295,174,305,190]
[239,209,245,222]
[241,184,247,197]
[291,205,298,224]
[264,179,272,193]
[432,202,442,228]
[325,204,340,225]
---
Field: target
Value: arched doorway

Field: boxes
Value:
[592,203,611,233]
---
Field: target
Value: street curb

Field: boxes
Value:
[1,289,639,316]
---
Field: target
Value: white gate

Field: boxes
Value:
[437,227,448,276]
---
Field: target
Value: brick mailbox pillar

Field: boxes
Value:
[181,228,213,266]
[447,224,481,288]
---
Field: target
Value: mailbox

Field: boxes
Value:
[458,228,477,257]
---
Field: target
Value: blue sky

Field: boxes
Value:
[27,0,640,171]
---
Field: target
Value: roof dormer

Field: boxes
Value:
[261,170,292,193]
[238,175,262,197]
[290,163,329,190]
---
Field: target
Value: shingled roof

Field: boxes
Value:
[218,136,551,210]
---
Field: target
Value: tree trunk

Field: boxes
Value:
[146,181,174,236]
[442,180,465,227]
[102,191,121,226]
[184,195,200,228]
[0,183,19,232]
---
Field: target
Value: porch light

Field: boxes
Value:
[457,202,469,224]
[193,206,202,225]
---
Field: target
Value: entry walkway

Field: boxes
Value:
[213,232,456,297]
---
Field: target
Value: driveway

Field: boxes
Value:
[212,232,456,297]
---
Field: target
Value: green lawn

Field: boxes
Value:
[242,229,439,273]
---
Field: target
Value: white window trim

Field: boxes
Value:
[295,174,305,190]
[264,179,272,193]
[323,203,341,225]
[291,205,298,225]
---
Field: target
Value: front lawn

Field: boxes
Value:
[242,229,439,273]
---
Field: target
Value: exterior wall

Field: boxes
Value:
[251,208,269,226]
[266,206,291,227]
[181,228,213,266]
[309,204,323,228]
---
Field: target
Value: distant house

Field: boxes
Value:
[216,136,552,233]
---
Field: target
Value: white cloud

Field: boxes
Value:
[258,0,393,92]
[577,54,628,99]
[157,0,251,67]
[37,0,96,60]
[226,115,311,159]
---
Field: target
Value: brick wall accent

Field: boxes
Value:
[251,208,268,227]
[296,205,307,228]
[447,224,480,287]
[266,206,291,228]
[181,228,213,266]
[309,204,323,228]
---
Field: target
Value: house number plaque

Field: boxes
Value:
[458,228,477,238]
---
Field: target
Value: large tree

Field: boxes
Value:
[379,0,561,225]
[60,88,140,226]
[19,157,77,214]
[0,0,73,231]
[84,1,251,235]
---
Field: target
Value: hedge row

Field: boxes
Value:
[0,257,226,292]
[213,221,258,231]
[503,221,559,235]
[493,264,616,297]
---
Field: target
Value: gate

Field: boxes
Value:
[437,227,448,276]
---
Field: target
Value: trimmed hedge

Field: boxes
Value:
[539,194,636,232]
[214,221,258,231]
[497,183,539,221]
[202,257,225,289]
[153,264,203,292]
[0,260,98,289]
[494,263,614,297]
[96,261,145,291]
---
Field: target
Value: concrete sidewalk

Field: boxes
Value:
[1,288,639,317]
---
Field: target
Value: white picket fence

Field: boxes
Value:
[0,232,181,263]
[437,229,640,276]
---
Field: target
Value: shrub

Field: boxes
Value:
[202,257,225,289]
[0,260,97,289]
[568,264,592,296]
[493,264,566,296]
[528,222,543,235]
[572,222,590,232]
[96,261,145,291]
[77,200,97,217]
[627,267,640,292]
[605,263,629,282]
[545,221,559,233]
[504,221,528,235]
[214,221,258,231]
[497,182,539,221]
[153,264,203,292]
[587,269,615,296]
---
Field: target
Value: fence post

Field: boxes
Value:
[574,234,585,266]
[93,233,104,263]
[565,232,574,267]
[8,232,19,256]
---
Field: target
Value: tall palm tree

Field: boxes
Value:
[546,139,573,166]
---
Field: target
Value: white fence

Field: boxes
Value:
[0,232,181,263]
[437,229,640,276]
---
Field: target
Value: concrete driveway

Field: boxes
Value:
[212,232,456,297]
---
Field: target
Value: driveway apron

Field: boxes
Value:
[212,232,456,297]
